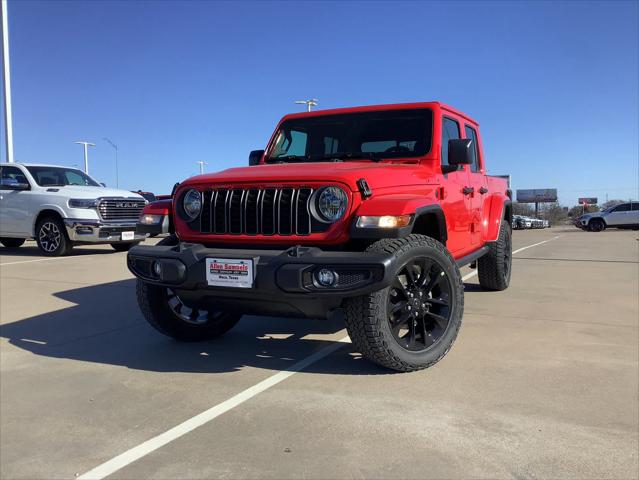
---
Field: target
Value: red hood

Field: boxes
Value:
[181,161,438,191]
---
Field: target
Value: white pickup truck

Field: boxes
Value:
[0,163,147,256]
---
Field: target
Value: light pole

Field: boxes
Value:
[1,0,14,163]
[294,98,318,112]
[103,137,119,188]
[196,161,207,174]
[74,141,95,174]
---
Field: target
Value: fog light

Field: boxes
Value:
[316,268,337,287]
[152,261,162,278]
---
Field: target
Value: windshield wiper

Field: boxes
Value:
[311,152,383,162]
[266,155,311,163]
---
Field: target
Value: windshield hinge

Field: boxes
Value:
[357,178,372,199]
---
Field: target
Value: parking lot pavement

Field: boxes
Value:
[1,229,637,479]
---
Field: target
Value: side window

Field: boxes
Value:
[630,202,639,211]
[612,203,630,212]
[0,166,28,186]
[441,117,460,167]
[464,125,481,173]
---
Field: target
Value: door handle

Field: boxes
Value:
[462,187,474,195]
[479,187,488,194]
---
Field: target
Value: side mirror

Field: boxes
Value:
[0,178,30,190]
[100,182,107,187]
[249,150,264,166]
[448,139,473,166]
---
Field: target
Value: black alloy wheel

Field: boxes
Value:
[387,257,453,352]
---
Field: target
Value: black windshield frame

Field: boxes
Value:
[26,166,101,187]
[266,109,433,163]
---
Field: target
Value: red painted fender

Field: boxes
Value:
[481,193,511,243]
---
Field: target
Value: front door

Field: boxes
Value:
[605,203,631,226]
[439,116,473,256]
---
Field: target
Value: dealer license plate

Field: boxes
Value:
[206,258,254,288]
[121,231,135,241]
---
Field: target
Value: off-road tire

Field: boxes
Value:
[111,241,139,252]
[343,234,464,372]
[478,220,512,291]
[0,238,25,248]
[35,215,73,256]
[588,218,605,232]
[136,280,242,342]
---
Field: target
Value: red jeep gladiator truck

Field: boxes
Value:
[128,102,512,372]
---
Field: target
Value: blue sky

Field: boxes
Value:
[1,0,637,205]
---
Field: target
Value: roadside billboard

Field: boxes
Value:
[578,197,598,205]
[516,189,558,203]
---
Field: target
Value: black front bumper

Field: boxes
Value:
[127,243,398,319]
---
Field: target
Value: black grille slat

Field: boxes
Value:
[213,189,228,233]
[296,188,313,235]
[245,189,260,234]
[261,189,276,235]
[195,187,316,236]
[200,190,212,233]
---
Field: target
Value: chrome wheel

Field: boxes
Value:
[38,222,62,253]
[387,257,453,352]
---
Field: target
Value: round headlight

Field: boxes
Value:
[315,186,348,222]
[182,189,202,219]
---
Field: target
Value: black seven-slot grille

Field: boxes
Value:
[98,198,146,222]
[198,187,316,235]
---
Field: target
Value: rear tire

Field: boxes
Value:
[111,242,139,252]
[589,218,605,232]
[343,234,464,372]
[35,216,73,256]
[0,238,25,248]
[478,220,512,291]
[136,280,241,342]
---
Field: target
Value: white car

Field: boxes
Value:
[0,163,147,255]
[577,202,639,232]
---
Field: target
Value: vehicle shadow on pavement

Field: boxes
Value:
[0,279,391,376]
[0,245,117,259]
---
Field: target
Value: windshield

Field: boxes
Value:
[267,109,433,163]
[26,166,101,187]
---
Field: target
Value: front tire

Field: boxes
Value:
[136,280,242,342]
[589,218,605,232]
[0,238,26,248]
[35,216,73,256]
[478,220,512,291]
[343,234,464,372]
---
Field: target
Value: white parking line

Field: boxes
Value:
[77,234,562,479]
[462,235,561,282]
[78,336,352,480]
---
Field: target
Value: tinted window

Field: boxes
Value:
[25,166,100,187]
[631,202,639,211]
[268,109,433,162]
[1,166,29,185]
[612,203,630,212]
[464,125,480,173]
[441,117,460,167]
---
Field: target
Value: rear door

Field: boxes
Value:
[629,202,639,225]
[0,165,32,236]
[463,124,485,245]
[439,116,473,255]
